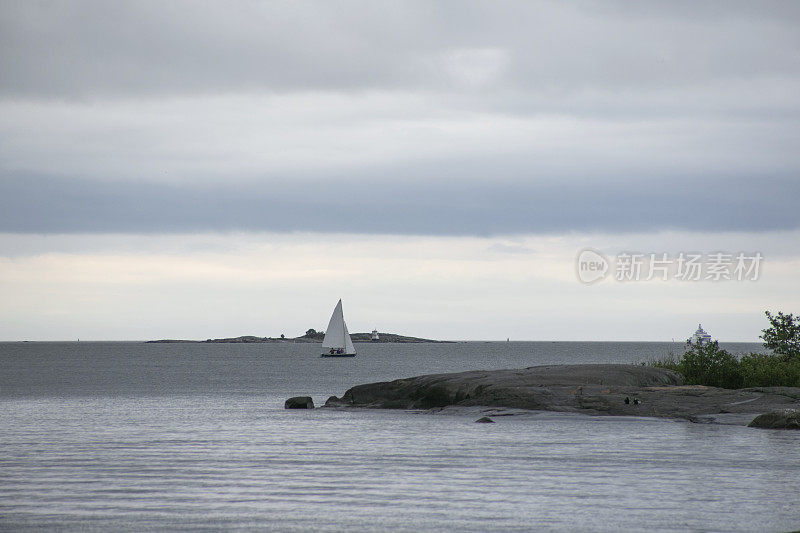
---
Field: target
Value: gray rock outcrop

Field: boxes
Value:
[324,364,800,425]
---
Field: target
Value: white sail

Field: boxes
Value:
[342,319,356,354]
[321,299,356,355]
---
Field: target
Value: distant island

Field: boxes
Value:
[147,329,447,344]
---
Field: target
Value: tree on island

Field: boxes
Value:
[761,311,800,361]
[303,328,324,339]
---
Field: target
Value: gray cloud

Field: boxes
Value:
[1,1,799,238]
[2,172,797,235]
[2,1,799,99]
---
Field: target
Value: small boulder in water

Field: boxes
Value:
[748,409,800,429]
[475,416,495,423]
[285,396,315,409]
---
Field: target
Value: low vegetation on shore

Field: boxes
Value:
[651,311,800,389]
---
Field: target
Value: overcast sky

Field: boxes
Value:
[1,1,799,341]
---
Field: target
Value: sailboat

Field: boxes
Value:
[320,299,356,357]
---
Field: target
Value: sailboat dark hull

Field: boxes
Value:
[320,352,357,358]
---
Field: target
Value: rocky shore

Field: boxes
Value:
[323,364,800,427]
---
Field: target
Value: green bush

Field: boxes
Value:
[739,353,800,388]
[651,343,800,389]
[675,341,743,389]
[649,310,800,389]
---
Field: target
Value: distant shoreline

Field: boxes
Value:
[4,339,765,344]
[146,332,451,344]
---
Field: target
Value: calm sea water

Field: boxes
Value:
[2,341,798,532]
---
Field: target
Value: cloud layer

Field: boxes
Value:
[2,1,799,236]
[2,172,798,235]
[3,1,800,98]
